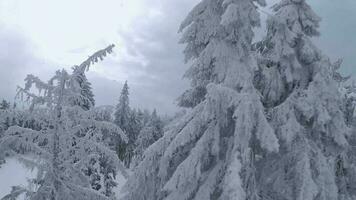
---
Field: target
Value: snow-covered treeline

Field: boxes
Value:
[0,45,166,200]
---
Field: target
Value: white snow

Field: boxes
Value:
[114,170,130,199]
[0,157,37,199]
[0,156,129,200]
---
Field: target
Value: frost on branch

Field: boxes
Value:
[0,45,128,200]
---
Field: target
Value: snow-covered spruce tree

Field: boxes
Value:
[132,109,164,166]
[254,0,353,199]
[0,45,128,200]
[114,81,131,132]
[114,81,137,167]
[123,1,281,199]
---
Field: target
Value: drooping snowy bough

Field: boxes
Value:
[0,45,128,200]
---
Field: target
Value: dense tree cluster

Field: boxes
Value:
[0,47,166,199]
[114,81,164,168]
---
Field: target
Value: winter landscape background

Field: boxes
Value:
[0,0,356,199]
[0,0,356,114]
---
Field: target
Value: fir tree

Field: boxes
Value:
[254,0,353,199]
[0,45,128,200]
[114,81,130,131]
[123,1,280,199]
[114,81,134,167]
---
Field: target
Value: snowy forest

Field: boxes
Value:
[1,0,356,200]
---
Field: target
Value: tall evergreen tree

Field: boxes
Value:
[254,0,353,199]
[0,45,128,200]
[114,81,134,167]
[114,81,131,132]
[124,0,280,199]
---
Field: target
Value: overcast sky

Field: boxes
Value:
[0,0,355,114]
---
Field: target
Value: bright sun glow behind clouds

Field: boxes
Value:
[0,0,144,66]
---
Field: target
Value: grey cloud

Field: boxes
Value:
[309,0,356,76]
[90,0,356,114]
[89,0,199,114]
[0,26,66,104]
[0,27,42,102]
[1,0,356,115]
